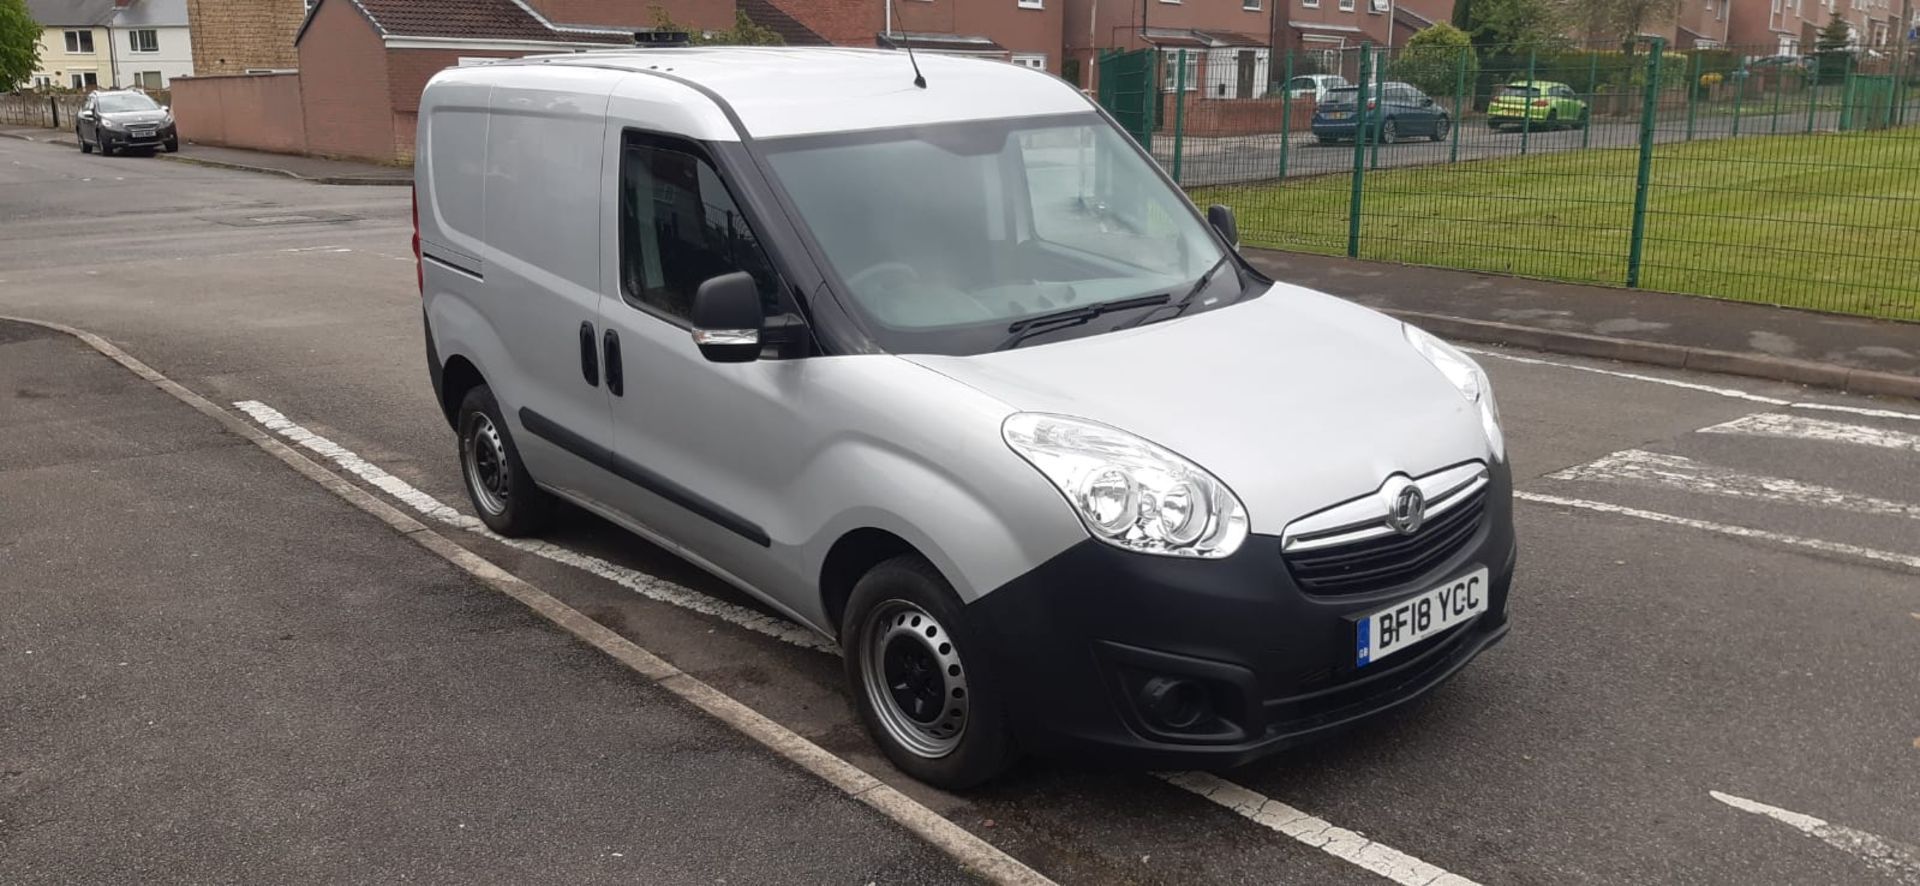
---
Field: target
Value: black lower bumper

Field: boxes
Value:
[965,463,1516,769]
[102,126,176,150]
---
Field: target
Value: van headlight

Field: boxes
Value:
[1404,324,1505,461]
[1002,413,1249,558]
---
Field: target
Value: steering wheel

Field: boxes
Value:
[845,261,920,294]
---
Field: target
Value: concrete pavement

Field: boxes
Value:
[0,319,976,885]
[4,132,1920,886]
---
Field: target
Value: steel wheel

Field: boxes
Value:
[860,600,969,759]
[464,411,511,517]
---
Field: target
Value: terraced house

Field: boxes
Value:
[24,0,195,90]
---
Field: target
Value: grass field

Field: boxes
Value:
[1191,124,1920,321]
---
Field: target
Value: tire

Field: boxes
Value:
[842,555,1014,790]
[78,132,92,153]
[1546,109,1560,130]
[456,384,554,536]
[1576,109,1590,130]
[1431,117,1451,142]
[1379,117,1398,144]
[1487,119,1505,131]
[163,138,179,153]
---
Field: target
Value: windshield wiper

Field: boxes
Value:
[1123,253,1232,330]
[995,293,1171,351]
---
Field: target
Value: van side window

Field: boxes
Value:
[619,140,781,321]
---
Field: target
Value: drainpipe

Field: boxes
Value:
[884,0,891,38]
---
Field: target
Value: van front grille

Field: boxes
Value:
[1282,487,1486,595]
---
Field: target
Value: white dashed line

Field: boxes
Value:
[1516,491,1920,572]
[231,400,1466,885]
[229,400,835,653]
[1159,772,1479,886]
[1549,449,1920,521]
[1710,791,1920,884]
[1700,413,1920,453]
[1464,348,1920,422]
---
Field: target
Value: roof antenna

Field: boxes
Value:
[885,0,926,88]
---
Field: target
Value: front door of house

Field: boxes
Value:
[1236,51,1256,99]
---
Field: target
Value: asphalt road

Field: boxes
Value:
[3,136,1918,885]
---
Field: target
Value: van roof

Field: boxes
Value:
[453,47,1095,140]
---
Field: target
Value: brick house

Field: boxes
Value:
[185,0,306,75]
[1721,0,1908,55]
[736,0,1065,73]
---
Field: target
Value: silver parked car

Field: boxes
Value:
[416,47,1514,789]
[75,89,178,155]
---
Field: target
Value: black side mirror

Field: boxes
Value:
[690,271,764,363]
[1421,97,1435,107]
[1206,204,1239,249]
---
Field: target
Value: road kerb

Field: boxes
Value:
[1,313,1056,886]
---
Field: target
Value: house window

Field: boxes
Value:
[1244,0,1261,8]
[32,75,52,88]
[1303,0,1319,8]
[138,71,164,89]
[1339,0,1356,10]
[129,30,159,53]
[70,72,98,89]
[64,30,95,53]
[1018,0,1043,7]
[1011,53,1047,70]
[1161,50,1201,90]
[1369,0,1388,10]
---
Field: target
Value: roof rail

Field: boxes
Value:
[634,30,692,47]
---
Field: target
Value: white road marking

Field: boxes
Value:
[14,316,1051,885]
[1701,413,1920,453]
[1548,449,1920,521]
[229,400,835,653]
[229,400,1466,885]
[1463,348,1920,422]
[1710,791,1920,884]
[1159,772,1479,886]
[1516,491,1920,571]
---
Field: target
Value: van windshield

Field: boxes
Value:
[760,113,1236,355]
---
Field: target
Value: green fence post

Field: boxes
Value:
[1520,47,1537,155]
[1626,38,1664,289]
[1279,51,1293,178]
[1171,49,1188,184]
[1770,60,1785,133]
[1731,62,1745,137]
[1685,52,1701,141]
[1451,47,1467,163]
[1805,57,1820,132]
[1839,53,1855,131]
[1348,44,1371,258]
[1583,52,1598,149]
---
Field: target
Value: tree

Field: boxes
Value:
[1569,0,1683,50]
[1814,15,1855,84]
[0,0,43,93]
[1389,23,1479,99]
[1459,0,1567,51]
[649,7,783,46]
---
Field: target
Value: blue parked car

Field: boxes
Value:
[1311,82,1452,145]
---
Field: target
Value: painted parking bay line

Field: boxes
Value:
[233,400,1479,886]
[1160,772,1479,886]
[1548,449,1920,522]
[230,400,835,654]
[1515,491,1920,573]
[1710,791,1920,884]
[1701,412,1920,454]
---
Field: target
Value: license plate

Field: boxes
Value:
[1355,568,1488,667]
[1327,112,1350,119]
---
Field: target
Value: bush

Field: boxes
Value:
[1389,23,1479,98]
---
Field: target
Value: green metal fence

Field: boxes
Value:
[1114,40,1920,322]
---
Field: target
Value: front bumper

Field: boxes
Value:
[965,462,1515,769]
[101,124,176,149]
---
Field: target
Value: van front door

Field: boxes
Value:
[594,131,812,622]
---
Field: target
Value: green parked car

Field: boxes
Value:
[1487,81,1589,131]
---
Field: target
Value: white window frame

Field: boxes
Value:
[70,72,97,89]
[138,71,164,89]
[1243,0,1261,8]
[64,30,94,54]
[1369,0,1388,11]
[1339,0,1357,11]
[129,29,159,53]
[1018,0,1043,8]
[1303,0,1320,8]
[1161,49,1201,90]
[1011,53,1047,70]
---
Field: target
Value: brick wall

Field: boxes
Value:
[386,49,528,160]
[1165,96,1314,137]
[297,0,395,160]
[170,73,308,153]
[186,0,309,75]
[524,0,735,30]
